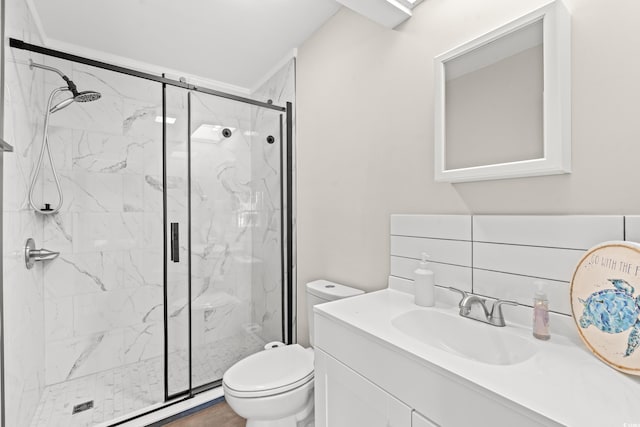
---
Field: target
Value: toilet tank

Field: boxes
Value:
[306,280,364,347]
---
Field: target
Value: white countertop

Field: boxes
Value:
[315,288,640,427]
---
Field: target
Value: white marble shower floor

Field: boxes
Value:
[30,333,265,427]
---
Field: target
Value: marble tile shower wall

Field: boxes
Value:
[4,0,47,425]
[250,59,295,342]
[36,59,166,385]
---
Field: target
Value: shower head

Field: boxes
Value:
[30,60,102,110]
[49,90,101,114]
[74,91,101,103]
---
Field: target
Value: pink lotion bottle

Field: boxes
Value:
[533,281,550,340]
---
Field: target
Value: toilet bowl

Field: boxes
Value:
[224,344,314,427]
[222,280,364,427]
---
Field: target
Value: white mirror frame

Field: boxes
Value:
[434,1,571,183]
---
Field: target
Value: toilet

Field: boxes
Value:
[223,280,364,427]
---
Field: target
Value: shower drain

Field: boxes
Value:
[72,400,94,414]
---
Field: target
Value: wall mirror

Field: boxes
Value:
[434,1,571,183]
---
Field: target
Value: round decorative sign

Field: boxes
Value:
[570,241,640,375]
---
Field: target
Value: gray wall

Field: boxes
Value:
[295,0,640,343]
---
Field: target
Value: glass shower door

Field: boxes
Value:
[165,88,286,395]
[164,85,191,398]
[188,91,285,389]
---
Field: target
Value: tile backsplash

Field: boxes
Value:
[390,215,639,316]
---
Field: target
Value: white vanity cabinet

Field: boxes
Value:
[314,349,412,427]
[313,287,640,426]
[315,348,440,427]
[314,303,559,427]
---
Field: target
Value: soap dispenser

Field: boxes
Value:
[414,253,435,307]
[533,281,550,340]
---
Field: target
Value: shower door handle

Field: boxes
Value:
[170,222,180,262]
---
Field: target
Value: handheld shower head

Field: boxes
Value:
[50,97,75,114]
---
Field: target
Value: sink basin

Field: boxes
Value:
[391,309,537,365]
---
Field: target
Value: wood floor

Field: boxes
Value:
[164,401,246,427]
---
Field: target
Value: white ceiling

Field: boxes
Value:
[30,0,342,90]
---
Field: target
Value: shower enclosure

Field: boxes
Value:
[2,37,293,427]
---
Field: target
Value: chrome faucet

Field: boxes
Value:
[447,287,518,327]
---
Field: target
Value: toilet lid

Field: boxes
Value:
[223,344,314,398]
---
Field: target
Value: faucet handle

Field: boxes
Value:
[492,299,518,310]
[447,287,468,307]
[489,299,518,326]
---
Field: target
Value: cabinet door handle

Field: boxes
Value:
[170,222,179,262]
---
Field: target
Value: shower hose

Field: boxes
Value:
[28,87,67,215]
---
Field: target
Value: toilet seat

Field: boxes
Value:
[223,344,314,398]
